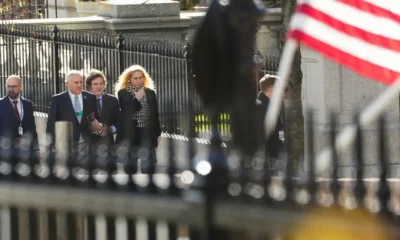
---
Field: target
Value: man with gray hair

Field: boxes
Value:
[46,70,102,153]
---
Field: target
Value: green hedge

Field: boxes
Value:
[194,113,230,135]
[176,0,200,10]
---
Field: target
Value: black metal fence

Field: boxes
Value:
[0,109,398,239]
[0,24,195,136]
[0,23,279,138]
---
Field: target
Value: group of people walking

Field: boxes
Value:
[0,65,161,173]
[0,64,285,174]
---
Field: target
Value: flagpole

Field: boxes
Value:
[265,39,299,137]
[316,76,400,174]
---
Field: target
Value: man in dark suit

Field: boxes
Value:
[46,70,102,152]
[85,69,122,170]
[256,74,285,160]
[85,69,122,146]
[0,75,39,156]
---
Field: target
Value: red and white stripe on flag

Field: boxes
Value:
[288,0,400,85]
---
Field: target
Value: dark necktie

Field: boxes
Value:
[13,101,20,121]
[97,99,102,116]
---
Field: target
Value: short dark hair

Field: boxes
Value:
[85,69,107,90]
[259,74,277,92]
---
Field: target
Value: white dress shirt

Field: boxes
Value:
[68,91,83,115]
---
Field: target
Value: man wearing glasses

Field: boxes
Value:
[0,75,39,158]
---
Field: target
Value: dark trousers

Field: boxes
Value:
[127,120,157,174]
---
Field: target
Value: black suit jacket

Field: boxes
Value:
[46,91,99,146]
[256,92,284,157]
[0,96,39,151]
[97,93,122,146]
[116,88,161,147]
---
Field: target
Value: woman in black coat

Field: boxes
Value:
[115,65,161,173]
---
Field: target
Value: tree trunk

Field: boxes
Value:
[282,0,304,167]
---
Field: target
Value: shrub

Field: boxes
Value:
[175,0,200,10]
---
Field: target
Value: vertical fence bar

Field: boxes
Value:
[11,0,15,19]
[187,98,201,240]
[126,218,137,240]
[86,142,97,240]
[28,208,38,240]
[354,113,365,207]
[55,0,58,18]
[47,150,57,240]
[306,110,316,203]
[167,102,178,240]
[159,44,165,128]
[105,216,116,240]
[377,116,391,218]
[283,109,296,205]
[146,98,158,240]
[29,0,32,19]
[206,116,229,239]
[46,0,49,18]
[28,128,39,240]
[51,25,60,94]
[185,41,193,138]
[117,33,124,74]
[66,212,77,240]
[104,142,117,240]
[329,112,340,203]
[9,207,19,240]
[86,214,96,240]
[54,121,79,240]
[165,46,171,133]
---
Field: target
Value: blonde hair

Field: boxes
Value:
[114,65,155,95]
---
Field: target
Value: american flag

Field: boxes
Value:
[288,0,400,85]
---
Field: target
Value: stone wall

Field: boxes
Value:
[301,46,400,177]
[25,3,283,56]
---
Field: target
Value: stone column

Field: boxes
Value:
[301,46,400,178]
[255,25,280,57]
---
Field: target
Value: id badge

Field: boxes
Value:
[279,131,284,141]
[18,126,23,136]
